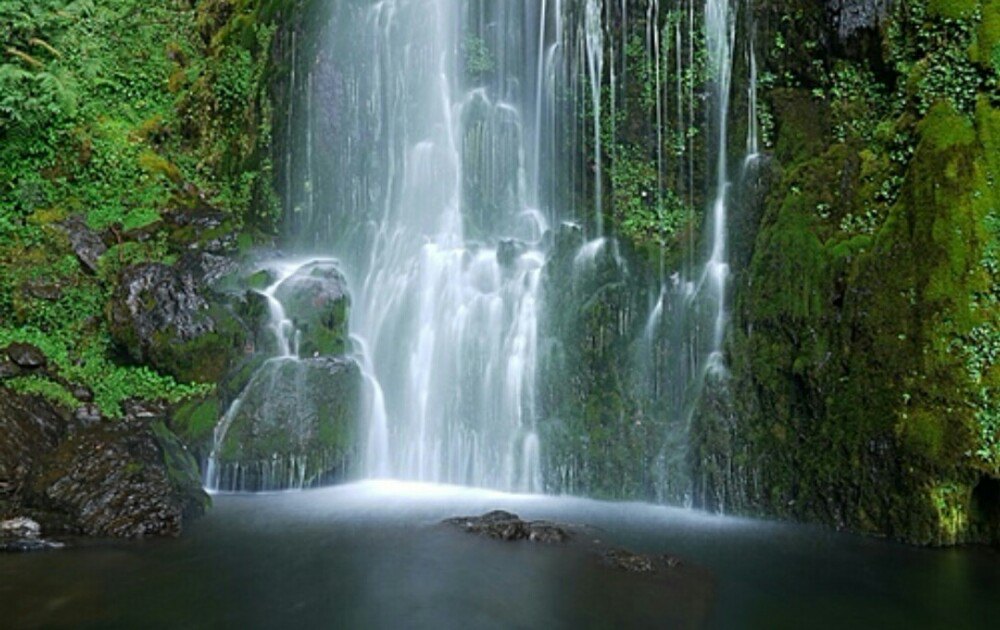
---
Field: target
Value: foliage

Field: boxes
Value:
[462,35,494,81]
[0,0,281,418]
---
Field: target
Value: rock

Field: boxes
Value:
[1,517,40,537]
[22,279,63,301]
[71,385,94,403]
[273,261,350,357]
[5,343,47,369]
[497,239,527,269]
[166,209,238,254]
[826,0,889,42]
[0,518,66,552]
[0,538,65,552]
[0,387,207,540]
[73,404,102,428]
[0,360,21,379]
[444,511,688,575]
[0,389,66,494]
[26,415,207,538]
[444,510,571,543]
[57,215,107,274]
[213,356,360,491]
[601,548,654,573]
[107,253,252,383]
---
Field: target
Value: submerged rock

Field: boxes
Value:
[444,510,571,543]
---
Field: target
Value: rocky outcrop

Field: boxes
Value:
[0,387,207,544]
[108,252,266,384]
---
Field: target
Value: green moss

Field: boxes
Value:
[928,0,981,19]
[5,375,80,411]
[171,396,221,444]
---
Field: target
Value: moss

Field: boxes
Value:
[928,0,981,20]
[171,396,221,445]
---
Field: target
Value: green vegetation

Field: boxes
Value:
[0,0,283,417]
[690,0,1000,544]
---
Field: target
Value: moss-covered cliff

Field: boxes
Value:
[692,0,1000,545]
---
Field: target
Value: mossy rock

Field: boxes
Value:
[273,260,350,357]
[214,356,360,491]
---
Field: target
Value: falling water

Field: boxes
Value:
[284,0,598,493]
[263,0,753,501]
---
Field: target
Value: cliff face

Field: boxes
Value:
[691,0,1000,544]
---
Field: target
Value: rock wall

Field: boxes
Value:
[691,0,1000,545]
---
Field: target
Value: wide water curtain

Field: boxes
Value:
[288,0,578,491]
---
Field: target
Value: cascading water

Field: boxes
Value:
[694,0,736,371]
[281,0,596,493]
[242,0,755,502]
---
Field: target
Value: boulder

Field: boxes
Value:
[273,261,350,357]
[0,387,207,541]
[5,343,47,369]
[108,253,261,383]
[212,356,360,491]
[57,215,106,274]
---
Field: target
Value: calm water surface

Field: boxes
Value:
[2,481,998,629]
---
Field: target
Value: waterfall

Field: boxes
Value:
[254,0,756,501]
[281,0,592,493]
[698,0,736,370]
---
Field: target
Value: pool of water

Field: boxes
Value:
[2,481,998,628]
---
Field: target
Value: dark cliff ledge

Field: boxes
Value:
[0,384,207,543]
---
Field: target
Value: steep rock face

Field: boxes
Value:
[0,388,207,541]
[691,0,1000,545]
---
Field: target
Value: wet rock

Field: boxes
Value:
[497,239,527,269]
[57,215,107,274]
[444,511,692,578]
[444,510,571,543]
[602,548,654,573]
[166,209,238,254]
[213,356,361,491]
[0,389,66,494]
[107,253,251,383]
[826,0,890,42]
[5,343,47,369]
[0,538,65,552]
[2,517,40,538]
[273,260,350,357]
[0,387,207,540]
[26,416,207,538]
[0,518,64,552]
[72,404,102,428]
[71,385,94,403]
